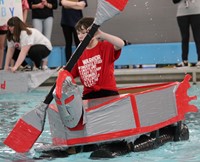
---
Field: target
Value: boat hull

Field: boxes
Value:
[47,74,198,147]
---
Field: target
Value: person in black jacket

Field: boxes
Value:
[173,0,200,67]
[28,0,58,70]
[60,0,87,63]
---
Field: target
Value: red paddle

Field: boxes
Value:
[4,0,128,153]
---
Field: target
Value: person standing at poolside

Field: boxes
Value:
[173,0,200,67]
[28,0,58,70]
[0,25,7,70]
[4,17,52,72]
[22,0,30,22]
[60,0,87,63]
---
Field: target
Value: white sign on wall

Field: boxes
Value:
[0,0,23,26]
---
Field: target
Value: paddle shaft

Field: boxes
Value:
[44,23,100,104]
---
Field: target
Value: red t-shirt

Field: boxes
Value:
[0,25,7,31]
[71,41,121,96]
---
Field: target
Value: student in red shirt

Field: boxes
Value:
[54,17,129,157]
[71,17,125,100]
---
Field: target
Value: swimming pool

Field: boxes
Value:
[0,85,200,162]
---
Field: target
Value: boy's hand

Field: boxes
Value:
[94,29,103,40]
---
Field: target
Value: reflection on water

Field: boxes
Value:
[0,85,199,162]
[0,101,23,126]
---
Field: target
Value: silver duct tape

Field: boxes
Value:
[94,0,120,25]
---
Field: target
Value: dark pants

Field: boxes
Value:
[13,49,28,67]
[82,89,119,100]
[177,14,200,61]
[13,45,51,68]
[61,25,80,63]
[0,30,7,35]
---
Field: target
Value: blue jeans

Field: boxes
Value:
[32,16,53,40]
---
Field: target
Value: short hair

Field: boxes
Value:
[75,17,94,32]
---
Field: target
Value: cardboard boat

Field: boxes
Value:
[0,69,57,94]
[45,74,198,148]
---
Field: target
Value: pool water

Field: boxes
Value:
[0,85,200,162]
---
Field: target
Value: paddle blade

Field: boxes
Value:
[4,103,48,153]
[106,0,129,11]
[4,119,42,153]
[94,0,128,25]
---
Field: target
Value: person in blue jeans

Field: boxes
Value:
[28,0,58,70]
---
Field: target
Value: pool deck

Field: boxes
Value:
[42,66,200,86]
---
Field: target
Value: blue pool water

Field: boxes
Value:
[0,85,200,162]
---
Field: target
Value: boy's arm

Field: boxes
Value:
[97,30,125,50]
